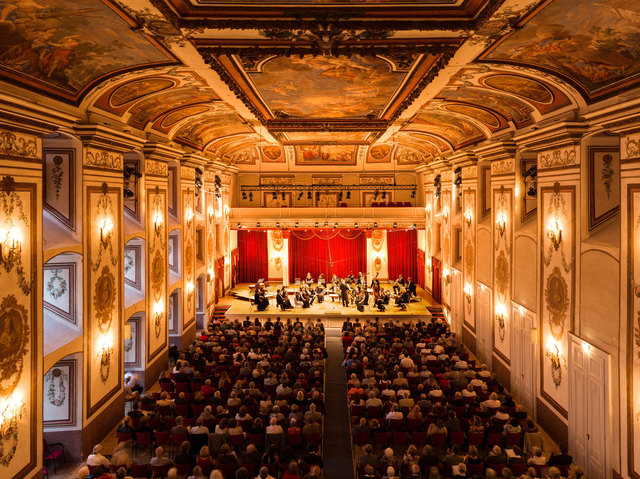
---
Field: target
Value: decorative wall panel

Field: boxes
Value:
[628,185,640,478]
[43,149,75,229]
[492,186,512,363]
[43,360,75,427]
[540,182,574,417]
[463,189,476,331]
[86,182,122,417]
[182,189,195,329]
[588,147,620,230]
[442,190,451,307]
[124,316,140,368]
[147,186,167,362]
[44,263,75,324]
[206,191,216,307]
[123,245,141,289]
[425,199,433,292]
[0,176,38,477]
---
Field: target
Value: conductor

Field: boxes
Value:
[339,279,350,307]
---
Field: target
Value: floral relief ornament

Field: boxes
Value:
[601,154,615,199]
[46,268,68,300]
[90,183,118,273]
[543,182,573,273]
[51,155,64,200]
[123,250,134,275]
[93,266,116,334]
[45,367,67,407]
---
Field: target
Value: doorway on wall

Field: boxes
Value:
[510,307,536,416]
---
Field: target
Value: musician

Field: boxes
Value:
[356,287,368,312]
[370,272,380,288]
[356,272,365,285]
[277,287,292,310]
[392,274,405,294]
[346,272,355,284]
[339,279,350,307]
[305,273,314,287]
[379,288,391,305]
[331,274,340,286]
[374,289,387,312]
[371,274,381,300]
[395,287,410,311]
[254,285,269,311]
[318,273,326,286]
[296,286,310,308]
[406,276,417,297]
[315,282,325,303]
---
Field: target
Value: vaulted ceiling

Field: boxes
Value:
[1,0,639,167]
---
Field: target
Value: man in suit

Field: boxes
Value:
[406,276,417,297]
[339,280,350,307]
[393,274,405,294]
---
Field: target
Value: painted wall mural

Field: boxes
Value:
[0,0,175,101]
[43,360,75,426]
[540,181,574,416]
[463,189,476,331]
[480,0,640,101]
[43,149,74,229]
[123,245,140,290]
[0,174,37,475]
[367,144,392,163]
[86,181,121,417]
[248,54,405,118]
[394,145,424,165]
[173,113,253,149]
[44,263,75,324]
[147,185,167,362]
[407,111,485,148]
[124,317,139,367]
[492,186,512,363]
[294,144,358,165]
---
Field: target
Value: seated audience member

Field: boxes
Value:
[110,442,132,470]
[527,446,547,466]
[548,443,573,467]
[150,446,173,467]
[87,445,110,469]
[174,441,197,470]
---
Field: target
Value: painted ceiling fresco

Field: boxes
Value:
[479,0,640,101]
[2,0,640,165]
[0,0,175,101]
[248,55,406,118]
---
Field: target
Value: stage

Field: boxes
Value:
[222,283,439,327]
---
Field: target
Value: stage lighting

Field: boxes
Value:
[412,224,417,230]
[411,190,416,198]
[276,222,280,228]
[281,192,285,200]
[315,222,319,228]
[393,222,397,228]
[123,165,142,179]
[195,167,203,176]
[242,192,247,200]
[354,222,358,228]
[297,192,304,200]
[373,190,379,200]
[256,222,260,227]
[295,222,299,228]
[381,191,386,199]
[334,223,338,229]
[324,221,329,226]
[346,191,351,199]
[123,188,134,198]
[374,222,378,228]
[527,186,537,197]
[272,192,277,200]
[307,191,312,200]
[237,223,242,228]
[249,192,253,201]
[338,192,343,201]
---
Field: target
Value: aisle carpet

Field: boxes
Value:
[324,328,355,479]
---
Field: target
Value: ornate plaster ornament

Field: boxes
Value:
[45,368,67,407]
[0,295,29,397]
[93,266,116,334]
[545,266,569,341]
[151,250,164,302]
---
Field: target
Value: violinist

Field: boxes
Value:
[254,284,269,311]
[277,287,292,310]
[392,274,405,294]
[305,272,314,287]
[315,282,325,303]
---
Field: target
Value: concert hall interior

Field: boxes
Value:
[0,0,638,478]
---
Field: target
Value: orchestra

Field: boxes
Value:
[250,271,417,312]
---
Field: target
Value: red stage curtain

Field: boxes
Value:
[387,229,418,282]
[237,230,268,283]
[431,257,442,303]
[289,229,366,281]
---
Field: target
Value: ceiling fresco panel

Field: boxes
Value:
[479,0,640,101]
[0,0,176,102]
[405,111,485,148]
[294,144,358,165]
[173,112,253,149]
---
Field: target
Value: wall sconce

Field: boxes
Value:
[153,211,163,235]
[546,340,562,388]
[186,281,195,303]
[97,334,114,383]
[582,341,591,354]
[495,212,507,237]
[99,217,113,248]
[464,210,472,228]
[546,219,562,250]
[207,268,214,282]
[153,303,164,338]
[207,206,214,223]
[464,283,472,305]
[185,209,194,227]
[426,203,431,213]
[442,206,449,221]
[0,224,22,268]
[0,392,25,459]
[442,267,451,285]
[224,205,230,216]
[495,303,506,333]
[519,305,525,315]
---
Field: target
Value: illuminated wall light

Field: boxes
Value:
[97,334,114,383]
[426,203,431,213]
[442,266,452,285]
[224,256,230,265]
[207,206,215,223]
[480,283,485,291]
[99,217,113,247]
[464,283,473,304]
[153,302,164,337]
[519,305,525,315]
[0,392,26,452]
[153,211,163,235]
[442,206,449,221]
[224,205,230,216]
[0,224,22,266]
[185,208,194,226]
[464,209,472,228]
[207,268,214,282]
[546,219,563,250]
[515,185,520,197]
[495,212,507,237]
[582,341,592,354]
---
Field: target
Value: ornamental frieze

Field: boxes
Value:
[539,147,577,170]
[84,148,122,170]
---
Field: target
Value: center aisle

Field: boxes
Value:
[324,328,355,479]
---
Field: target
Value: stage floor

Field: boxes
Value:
[223,283,439,327]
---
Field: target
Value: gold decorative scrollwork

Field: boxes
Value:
[93,266,116,334]
[151,251,164,302]
[91,183,118,272]
[545,266,569,341]
[0,295,29,397]
[374,257,382,272]
[371,230,384,252]
[543,182,573,273]
[272,230,284,252]
[495,251,509,299]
